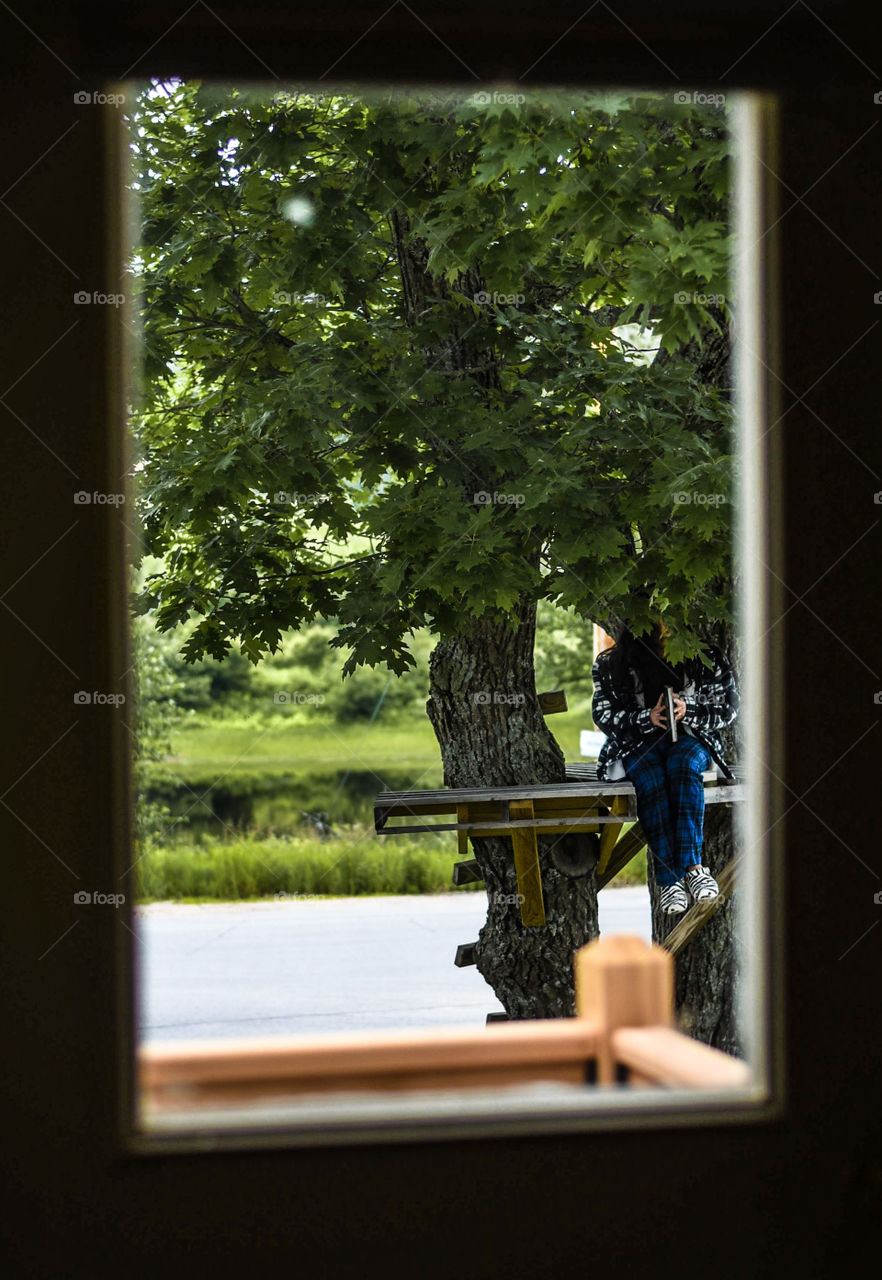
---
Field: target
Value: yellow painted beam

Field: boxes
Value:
[508,799,546,927]
[597,796,630,875]
[456,805,470,857]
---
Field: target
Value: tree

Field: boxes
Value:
[129,82,737,1032]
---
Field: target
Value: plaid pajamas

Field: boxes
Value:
[624,734,712,886]
[591,644,739,781]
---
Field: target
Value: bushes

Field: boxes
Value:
[135,826,646,902]
[135,828,478,901]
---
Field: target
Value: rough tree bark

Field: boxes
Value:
[426,599,599,1019]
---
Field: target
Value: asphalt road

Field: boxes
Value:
[136,887,652,1041]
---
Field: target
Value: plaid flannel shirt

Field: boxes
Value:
[590,644,739,780]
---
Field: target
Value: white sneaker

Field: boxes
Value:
[684,864,719,903]
[658,881,688,914]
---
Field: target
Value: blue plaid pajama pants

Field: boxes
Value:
[623,734,712,887]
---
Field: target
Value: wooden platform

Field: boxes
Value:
[374,762,743,929]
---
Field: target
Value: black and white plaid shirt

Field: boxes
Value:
[590,644,740,780]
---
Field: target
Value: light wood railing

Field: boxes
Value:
[139,935,750,1114]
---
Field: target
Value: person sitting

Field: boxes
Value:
[591,618,739,915]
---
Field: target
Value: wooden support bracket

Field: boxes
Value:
[508,798,546,927]
[452,859,483,886]
[596,794,631,875]
[456,804,470,857]
[538,689,568,714]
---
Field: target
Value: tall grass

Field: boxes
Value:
[135,828,482,902]
[134,826,646,902]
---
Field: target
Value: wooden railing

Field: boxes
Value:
[139,935,750,1115]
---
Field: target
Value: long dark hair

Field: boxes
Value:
[602,620,707,705]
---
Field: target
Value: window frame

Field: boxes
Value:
[111,86,786,1156]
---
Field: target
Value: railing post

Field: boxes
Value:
[574,935,674,1084]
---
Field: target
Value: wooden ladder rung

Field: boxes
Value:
[452,859,483,886]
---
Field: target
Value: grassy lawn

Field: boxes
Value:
[136,826,645,902]
[137,704,648,900]
[165,705,592,775]
[166,714,444,774]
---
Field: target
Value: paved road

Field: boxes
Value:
[136,887,651,1040]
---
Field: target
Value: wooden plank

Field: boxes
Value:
[596,824,648,890]
[454,942,477,967]
[140,1019,602,1110]
[378,814,638,838]
[456,805,469,857]
[508,799,545,927]
[596,795,631,875]
[611,1026,751,1088]
[139,933,752,1112]
[373,779,743,811]
[374,783,742,832]
[452,859,483,886]
[374,781,642,807]
[662,857,740,956]
[538,689,568,714]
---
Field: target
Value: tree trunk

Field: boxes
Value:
[426,598,599,1019]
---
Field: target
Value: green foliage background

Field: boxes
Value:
[127,84,732,897]
[130,82,735,674]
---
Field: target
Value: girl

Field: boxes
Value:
[591,620,739,914]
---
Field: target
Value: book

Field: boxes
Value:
[665,685,677,742]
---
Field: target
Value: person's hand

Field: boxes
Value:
[649,692,686,728]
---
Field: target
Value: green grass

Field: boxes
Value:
[135,704,650,901]
[134,825,646,902]
[154,704,594,781]
[164,713,445,774]
[134,827,484,902]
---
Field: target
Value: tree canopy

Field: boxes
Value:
[130,83,735,672]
